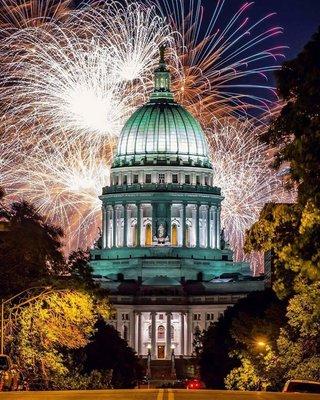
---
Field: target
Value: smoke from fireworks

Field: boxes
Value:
[0,0,289,269]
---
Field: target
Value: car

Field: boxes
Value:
[0,355,20,391]
[186,378,204,389]
[283,380,320,394]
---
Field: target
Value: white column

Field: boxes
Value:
[212,205,217,248]
[136,312,141,356]
[166,312,172,359]
[102,205,107,248]
[129,310,135,349]
[216,205,221,249]
[180,312,185,356]
[186,311,192,356]
[151,311,156,359]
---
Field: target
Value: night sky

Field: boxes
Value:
[201,0,320,60]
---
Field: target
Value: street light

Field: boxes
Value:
[1,286,52,354]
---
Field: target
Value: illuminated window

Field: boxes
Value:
[172,225,178,246]
[145,174,151,183]
[145,224,152,246]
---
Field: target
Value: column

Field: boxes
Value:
[137,203,141,247]
[112,205,116,247]
[186,311,192,356]
[216,205,221,249]
[182,203,186,247]
[106,207,110,248]
[206,205,210,249]
[196,204,200,248]
[129,310,135,349]
[102,205,107,248]
[123,204,128,247]
[212,205,217,248]
[151,311,156,359]
[166,312,172,359]
[180,312,185,356]
[168,202,172,242]
[136,312,142,356]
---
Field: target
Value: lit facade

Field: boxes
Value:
[90,48,264,360]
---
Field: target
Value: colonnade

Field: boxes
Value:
[102,202,221,249]
[134,311,189,359]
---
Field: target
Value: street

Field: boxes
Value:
[0,390,320,400]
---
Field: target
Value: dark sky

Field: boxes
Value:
[202,0,320,60]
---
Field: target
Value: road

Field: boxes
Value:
[1,389,320,400]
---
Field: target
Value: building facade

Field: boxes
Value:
[90,48,264,360]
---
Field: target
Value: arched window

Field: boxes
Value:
[145,224,152,246]
[157,325,165,340]
[171,224,178,246]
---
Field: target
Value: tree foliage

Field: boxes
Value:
[264,28,320,206]
[10,290,111,389]
[81,320,143,388]
[0,200,66,295]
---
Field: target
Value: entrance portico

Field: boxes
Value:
[135,311,187,359]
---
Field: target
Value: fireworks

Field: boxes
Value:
[156,0,286,123]
[0,0,289,271]
[208,118,289,274]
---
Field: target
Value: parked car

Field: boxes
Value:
[186,378,204,389]
[0,355,20,391]
[283,380,320,394]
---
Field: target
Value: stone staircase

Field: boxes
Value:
[149,360,175,380]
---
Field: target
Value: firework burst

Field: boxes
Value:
[156,0,286,123]
[0,0,289,271]
[208,118,290,274]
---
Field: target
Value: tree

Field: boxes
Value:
[67,249,95,288]
[199,289,285,389]
[264,28,320,206]
[0,200,66,295]
[10,290,111,389]
[83,319,143,388]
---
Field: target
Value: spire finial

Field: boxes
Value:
[159,45,166,64]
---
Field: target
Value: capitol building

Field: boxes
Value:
[90,48,264,362]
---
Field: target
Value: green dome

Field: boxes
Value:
[113,47,212,168]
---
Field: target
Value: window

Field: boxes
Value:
[185,175,190,184]
[171,325,174,340]
[114,175,119,185]
[196,175,200,185]
[123,175,127,185]
[123,325,128,341]
[193,313,201,321]
[122,313,129,321]
[159,314,164,320]
[158,325,165,339]
[172,174,178,183]
[159,173,165,184]
[145,174,151,183]
[205,176,209,186]
[133,174,139,184]
[206,313,214,321]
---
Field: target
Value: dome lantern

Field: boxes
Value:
[150,45,174,102]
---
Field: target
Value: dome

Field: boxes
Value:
[112,47,212,169]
